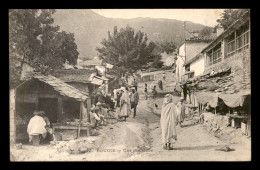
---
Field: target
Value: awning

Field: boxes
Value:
[195,91,219,108]
[218,92,251,108]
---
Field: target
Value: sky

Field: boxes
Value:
[92,9,225,27]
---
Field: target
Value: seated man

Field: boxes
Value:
[27,110,47,144]
[91,103,107,129]
[38,111,54,142]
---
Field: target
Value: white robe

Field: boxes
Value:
[27,115,47,135]
[161,94,178,144]
[119,91,131,117]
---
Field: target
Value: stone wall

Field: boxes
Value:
[204,49,250,85]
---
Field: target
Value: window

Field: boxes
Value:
[188,72,194,79]
[226,22,250,58]
[207,43,222,66]
[227,32,236,56]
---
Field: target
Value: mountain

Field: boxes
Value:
[53,9,208,60]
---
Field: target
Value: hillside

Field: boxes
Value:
[53,9,208,60]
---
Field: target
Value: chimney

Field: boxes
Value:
[191,31,199,37]
[216,24,224,36]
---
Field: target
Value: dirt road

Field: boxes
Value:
[11,96,251,161]
[11,75,251,161]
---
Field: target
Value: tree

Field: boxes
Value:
[217,9,249,30]
[156,41,176,54]
[148,54,164,68]
[199,26,214,37]
[96,26,155,76]
[9,9,79,88]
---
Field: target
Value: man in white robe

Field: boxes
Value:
[119,87,131,121]
[160,94,178,150]
[27,110,47,143]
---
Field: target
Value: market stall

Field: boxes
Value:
[13,74,92,143]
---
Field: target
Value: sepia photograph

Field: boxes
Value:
[9,9,251,161]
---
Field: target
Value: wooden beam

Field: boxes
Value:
[77,102,83,138]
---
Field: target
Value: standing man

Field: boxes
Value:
[113,88,118,109]
[161,94,178,150]
[180,83,188,101]
[176,97,186,127]
[130,88,139,118]
[158,79,163,90]
[163,73,166,81]
[119,87,131,121]
[144,83,148,100]
[132,78,138,91]
[152,86,157,99]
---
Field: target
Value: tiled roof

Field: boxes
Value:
[185,36,214,42]
[32,74,89,101]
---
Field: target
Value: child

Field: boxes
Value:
[152,86,157,99]
[144,83,148,100]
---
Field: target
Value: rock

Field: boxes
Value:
[15,143,22,150]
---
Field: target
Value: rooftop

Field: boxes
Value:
[31,74,89,101]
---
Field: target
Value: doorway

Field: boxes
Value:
[38,98,58,123]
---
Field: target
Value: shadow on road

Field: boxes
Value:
[174,145,228,151]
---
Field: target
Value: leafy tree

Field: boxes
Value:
[156,41,176,54]
[217,9,249,30]
[96,26,155,76]
[199,26,214,37]
[148,54,164,68]
[9,9,79,88]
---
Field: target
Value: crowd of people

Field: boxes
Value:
[89,77,140,130]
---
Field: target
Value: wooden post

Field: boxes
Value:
[86,98,91,123]
[57,97,63,123]
[77,101,83,138]
[10,89,16,145]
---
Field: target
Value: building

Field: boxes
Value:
[180,11,251,135]
[174,37,214,84]
[201,11,250,79]
[54,69,94,95]
[79,57,104,69]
